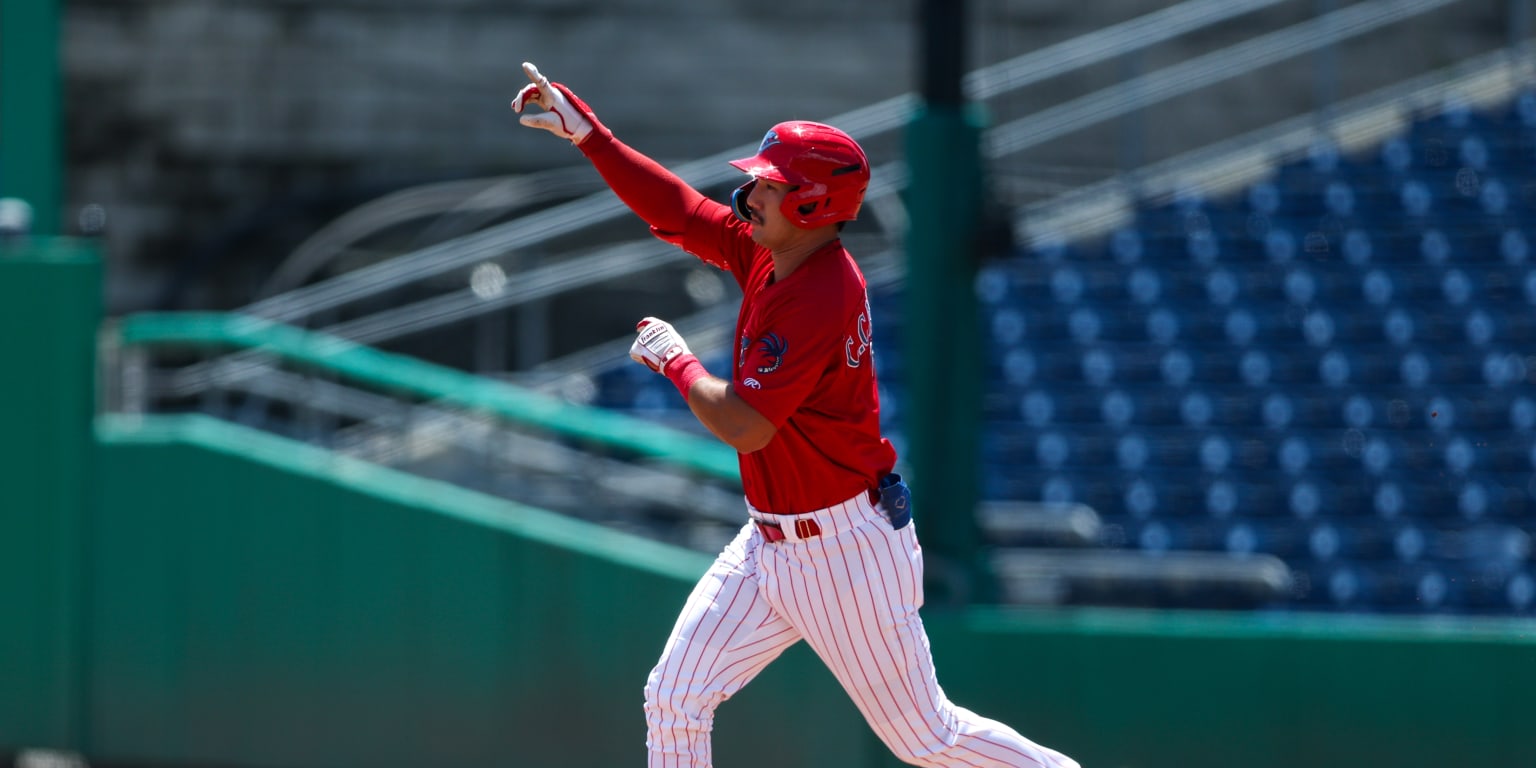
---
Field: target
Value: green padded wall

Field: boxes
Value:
[916,608,1536,768]
[0,240,100,749]
[89,415,871,768]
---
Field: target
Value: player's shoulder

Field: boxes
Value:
[761,241,866,320]
[801,242,866,299]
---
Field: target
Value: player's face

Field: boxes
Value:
[743,178,799,249]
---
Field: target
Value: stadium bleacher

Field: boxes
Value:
[966,89,1536,614]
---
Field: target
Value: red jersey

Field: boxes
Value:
[580,134,896,514]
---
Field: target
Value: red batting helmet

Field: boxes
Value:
[729,121,870,228]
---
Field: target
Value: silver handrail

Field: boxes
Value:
[163,239,680,397]
[239,0,1289,326]
[257,166,607,298]
[984,0,1462,158]
[161,0,1469,396]
[165,160,913,394]
[1018,44,1536,247]
[304,0,1455,352]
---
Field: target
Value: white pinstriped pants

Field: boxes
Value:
[643,491,1079,768]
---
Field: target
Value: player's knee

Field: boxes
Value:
[643,666,710,719]
[880,733,947,766]
[872,712,959,766]
[642,667,668,710]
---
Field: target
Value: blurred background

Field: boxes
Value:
[4,0,1536,767]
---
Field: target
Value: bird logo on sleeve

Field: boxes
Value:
[755,332,788,374]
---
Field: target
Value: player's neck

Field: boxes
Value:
[769,230,840,282]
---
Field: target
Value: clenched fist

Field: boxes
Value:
[629,317,693,374]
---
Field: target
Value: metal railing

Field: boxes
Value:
[107,0,1497,466]
[103,0,1529,570]
[109,311,754,547]
[114,311,739,481]
[153,0,1329,398]
[233,0,1464,362]
[1017,43,1536,247]
[111,0,1488,402]
[238,0,1291,331]
[983,0,1461,159]
[256,166,609,298]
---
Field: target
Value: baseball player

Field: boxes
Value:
[513,62,1078,768]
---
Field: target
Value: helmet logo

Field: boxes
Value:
[758,129,781,153]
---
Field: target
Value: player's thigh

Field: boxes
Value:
[775,523,942,717]
[648,524,799,705]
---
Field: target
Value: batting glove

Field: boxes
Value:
[511,62,605,145]
[629,317,693,374]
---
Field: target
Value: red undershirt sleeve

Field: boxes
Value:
[577,131,744,275]
[578,132,709,237]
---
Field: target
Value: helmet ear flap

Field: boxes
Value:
[731,180,758,223]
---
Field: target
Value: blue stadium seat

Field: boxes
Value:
[1341,227,1379,265]
[1479,350,1531,390]
[1048,265,1088,304]
[1510,396,1536,431]
[1506,571,1536,614]
[1128,517,1227,554]
[1224,519,1307,558]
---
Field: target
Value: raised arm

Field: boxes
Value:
[512,62,709,238]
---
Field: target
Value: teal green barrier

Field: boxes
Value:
[917,609,1536,768]
[88,414,870,768]
[0,240,100,750]
[117,312,740,483]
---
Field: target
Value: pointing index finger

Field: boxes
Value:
[522,61,549,88]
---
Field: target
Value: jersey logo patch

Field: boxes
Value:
[742,377,762,390]
[755,332,788,374]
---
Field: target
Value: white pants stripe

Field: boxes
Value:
[644,493,1079,768]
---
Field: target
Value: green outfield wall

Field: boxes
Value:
[0,240,100,750]
[85,415,871,768]
[920,609,1536,768]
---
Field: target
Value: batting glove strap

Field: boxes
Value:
[511,62,611,145]
[662,354,710,402]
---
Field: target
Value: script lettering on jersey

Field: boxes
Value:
[845,298,873,368]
